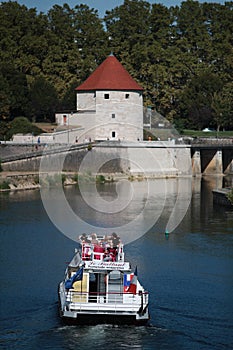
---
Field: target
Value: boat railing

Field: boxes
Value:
[81,242,124,262]
[66,290,149,306]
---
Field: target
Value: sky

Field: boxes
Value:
[6,0,226,17]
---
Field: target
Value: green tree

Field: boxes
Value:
[0,72,11,121]
[0,0,232,131]
[175,0,211,63]
[211,82,233,131]
[203,2,233,77]
[104,0,152,108]
[0,121,9,140]
[60,81,78,111]
[105,0,151,60]
[6,117,42,140]
[150,3,173,46]
[29,77,59,122]
[0,1,49,74]
[45,4,108,100]
[45,4,82,99]
[179,71,223,129]
[0,64,30,119]
[72,4,109,76]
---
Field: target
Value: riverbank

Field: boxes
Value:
[212,188,233,207]
[0,170,181,192]
[0,172,41,191]
[0,171,120,192]
[0,171,75,192]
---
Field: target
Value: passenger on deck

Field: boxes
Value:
[91,233,98,244]
[102,235,111,249]
[103,248,110,261]
[111,232,120,248]
[109,244,117,261]
[110,251,116,262]
[93,243,104,260]
[79,233,91,243]
[103,248,113,261]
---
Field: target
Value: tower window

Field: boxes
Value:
[104,94,109,99]
[112,131,116,138]
[125,93,130,99]
[112,114,115,118]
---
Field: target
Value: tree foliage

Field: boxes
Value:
[0,0,232,133]
[5,117,42,140]
[29,77,59,122]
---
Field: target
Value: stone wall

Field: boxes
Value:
[0,144,45,160]
[1,142,192,177]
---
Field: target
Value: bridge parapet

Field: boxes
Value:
[191,138,233,146]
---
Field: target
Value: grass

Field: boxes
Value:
[96,175,105,183]
[227,188,233,205]
[0,181,10,190]
[145,128,233,140]
[182,130,233,138]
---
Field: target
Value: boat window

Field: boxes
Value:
[108,271,123,303]
[109,270,121,280]
[89,273,96,282]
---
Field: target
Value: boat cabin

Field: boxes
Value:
[66,235,135,303]
[59,234,149,324]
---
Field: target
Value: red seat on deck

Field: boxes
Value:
[93,245,104,260]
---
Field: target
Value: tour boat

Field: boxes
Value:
[58,233,149,325]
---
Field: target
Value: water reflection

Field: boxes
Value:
[40,177,192,244]
[1,175,233,350]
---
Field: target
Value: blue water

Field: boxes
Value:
[0,178,233,349]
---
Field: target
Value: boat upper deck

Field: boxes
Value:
[78,233,131,271]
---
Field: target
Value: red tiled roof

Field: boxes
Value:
[76,54,143,91]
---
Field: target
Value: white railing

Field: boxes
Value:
[66,290,148,306]
[81,243,124,262]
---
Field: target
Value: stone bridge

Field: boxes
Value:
[191,139,233,175]
[0,141,191,177]
[1,139,233,176]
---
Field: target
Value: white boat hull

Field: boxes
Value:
[58,236,149,325]
[58,282,149,325]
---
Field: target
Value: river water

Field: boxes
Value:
[0,176,233,349]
